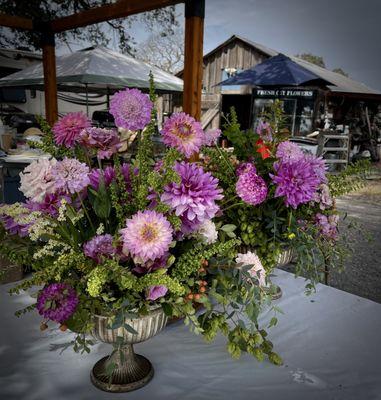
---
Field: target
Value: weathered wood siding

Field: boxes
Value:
[202,40,269,94]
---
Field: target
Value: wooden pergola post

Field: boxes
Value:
[40,26,58,126]
[183,0,205,121]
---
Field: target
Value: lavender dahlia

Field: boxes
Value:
[120,210,173,263]
[161,162,223,234]
[79,127,121,159]
[271,158,321,209]
[109,88,153,131]
[276,141,304,162]
[161,112,204,158]
[236,171,268,206]
[52,158,90,195]
[36,283,79,323]
[83,234,116,264]
[53,112,91,148]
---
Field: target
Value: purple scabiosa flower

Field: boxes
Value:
[315,213,339,240]
[256,120,273,142]
[83,234,116,264]
[146,285,168,301]
[271,158,321,209]
[161,112,204,158]
[53,112,91,148]
[26,192,72,217]
[236,171,268,206]
[161,162,223,234]
[236,162,257,176]
[79,127,122,159]
[276,141,304,162]
[52,158,90,195]
[109,88,153,131]
[0,215,29,237]
[120,210,173,263]
[36,283,79,323]
[19,158,57,202]
[203,128,221,146]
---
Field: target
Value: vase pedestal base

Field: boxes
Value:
[90,349,154,393]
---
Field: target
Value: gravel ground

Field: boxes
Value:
[282,167,381,304]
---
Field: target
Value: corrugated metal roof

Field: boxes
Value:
[204,35,381,96]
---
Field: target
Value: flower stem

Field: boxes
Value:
[222,202,245,212]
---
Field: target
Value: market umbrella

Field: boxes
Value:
[219,53,330,87]
[0,46,183,94]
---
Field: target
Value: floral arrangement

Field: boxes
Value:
[201,102,363,291]
[0,79,283,365]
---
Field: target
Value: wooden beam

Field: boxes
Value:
[41,31,58,126]
[183,0,204,121]
[0,13,33,30]
[51,0,183,33]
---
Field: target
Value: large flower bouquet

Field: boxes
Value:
[0,81,283,367]
[201,103,362,291]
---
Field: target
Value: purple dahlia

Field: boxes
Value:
[89,164,131,191]
[271,158,321,209]
[133,253,168,274]
[79,127,121,159]
[53,112,91,148]
[83,234,116,264]
[161,112,204,158]
[36,283,79,323]
[120,210,173,263]
[236,171,268,206]
[161,162,223,233]
[26,192,72,217]
[276,141,304,162]
[304,154,328,184]
[109,88,153,131]
[52,158,90,195]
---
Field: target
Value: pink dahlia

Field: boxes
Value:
[89,164,131,191]
[276,141,304,162]
[53,112,91,148]
[161,162,223,233]
[236,171,268,206]
[120,210,173,263]
[79,127,122,159]
[109,88,153,131]
[52,158,90,194]
[161,112,204,158]
[256,120,273,142]
[83,234,116,264]
[203,128,221,146]
[271,158,321,209]
[36,283,79,323]
[19,158,57,202]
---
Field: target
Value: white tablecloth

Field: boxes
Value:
[1,269,381,400]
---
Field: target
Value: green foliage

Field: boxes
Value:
[328,159,371,197]
[295,53,326,68]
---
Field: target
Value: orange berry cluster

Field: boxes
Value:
[186,259,209,301]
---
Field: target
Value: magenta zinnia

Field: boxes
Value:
[53,112,91,148]
[161,162,223,233]
[236,171,268,206]
[52,158,90,194]
[161,112,204,158]
[109,88,153,131]
[271,158,321,209]
[36,283,79,323]
[120,210,173,263]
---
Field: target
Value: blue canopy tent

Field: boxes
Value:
[219,54,330,87]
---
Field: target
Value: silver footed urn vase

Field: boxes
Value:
[90,307,167,392]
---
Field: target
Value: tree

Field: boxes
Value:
[295,53,326,68]
[0,0,178,55]
[135,27,184,73]
[332,68,349,77]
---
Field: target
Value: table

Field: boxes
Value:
[1,269,380,400]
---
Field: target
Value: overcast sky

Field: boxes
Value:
[191,0,381,91]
